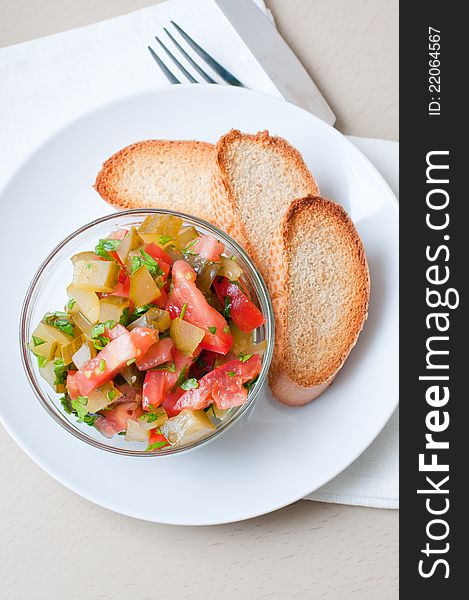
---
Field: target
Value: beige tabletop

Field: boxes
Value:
[0,1,398,598]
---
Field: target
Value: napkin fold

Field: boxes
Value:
[0,0,398,509]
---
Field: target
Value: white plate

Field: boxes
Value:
[0,85,398,525]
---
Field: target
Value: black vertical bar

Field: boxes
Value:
[400,1,466,595]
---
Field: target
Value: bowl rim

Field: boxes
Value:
[19,208,275,457]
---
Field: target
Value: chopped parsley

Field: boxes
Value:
[227,371,236,378]
[60,395,72,414]
[91,320,117,337]
[182,239,199,256]
[32,336,45,347]
[146,441,168,452]
[159,235,173,245]
[126,358,136,366]
[152,360,176,373]
[208,326,217,334]
[53,359,69,386]
[223,297,231,320]
[94,238,121,261]
[118,431,126,436]
[131,249,164,278]
[180,378,199,390]
[244,376,259,391]
[127,304,151,323]
[43,312,75,338]
[91,320,116,350]
[180,303,188,319]
[99,359,106,372]
[119,308,130,326]
[67,297,76,310]
[37,355,48,368]
[60,394,97,426]
[140,405,165,423]
[223,326,230,334]
[71,396,88,420]
[107,389,118,402]
[172,366,188,392]
[238,352,253,363]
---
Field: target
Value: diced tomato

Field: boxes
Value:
[174,354,262,411]
[153,286,168,309]
[148,429,170,449]
[142,371,165,409]
[144,242,173,267]
[108,229,128,240]
[213,277,264,334]
[167,302,180,320]
[105,323,128,340]
[136,338,174,371]
[161,390,184,417]
[189,349,217,379]
[168,261,233,354]
[66,370,80,400]
[94,401,142,437]
[192,235,224,262]
[128,327,159,358]
[75,331,137,395]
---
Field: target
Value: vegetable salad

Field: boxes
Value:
[29,215,266,451]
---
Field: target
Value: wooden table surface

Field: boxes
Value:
[0,1,398,598]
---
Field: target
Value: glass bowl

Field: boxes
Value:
[20,209,274,457]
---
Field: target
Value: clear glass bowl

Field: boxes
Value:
[20,209,274,457]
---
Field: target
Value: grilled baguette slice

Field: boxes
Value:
[95,140,215,222]
[268,196,370,406]
[211,130,319,279]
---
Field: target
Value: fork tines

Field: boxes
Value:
[148,21,244,87]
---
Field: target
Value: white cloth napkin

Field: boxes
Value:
[0,0,398,509]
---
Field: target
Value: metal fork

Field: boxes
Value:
[148,21,244,88]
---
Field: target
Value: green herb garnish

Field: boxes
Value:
[223,326,230,334]
[119,307,130,326]
[131,249,164,278]
[182,239,199,256]
[53,359,69,386]
[159,235,173,245]
[180,377,199,390]
[244,376,259,391]
[223,297,231,320]
[95,238,121,261]
[238,352,253,363]
[71,396,89,420]
[43,311,75,338]
[146,441,168,452]
[227,371,236,378]
[37,355,48,368]
[152,360,176,373]
[32,336,45,347]
[67,298,76,310]
[180,303,188,319]
[107,389,118,402]
[126,358,136,366]
[118,431,126,436]
[99,359,106,372]
[208,326,217,334]
[172,366,188,392]
[91,320,116,350]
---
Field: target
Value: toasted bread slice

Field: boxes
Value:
[211,130,319,278]
[268,196,370,406]
[95,140,214,222]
